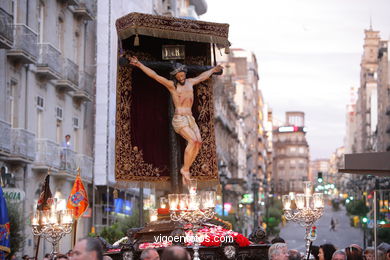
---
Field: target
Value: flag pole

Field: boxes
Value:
[72,167,81,248]
[73,219,78,247]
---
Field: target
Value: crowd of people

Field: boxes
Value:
[268,237,390,260]
[17,236,390,260]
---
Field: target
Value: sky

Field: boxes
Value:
[201,0,390,160]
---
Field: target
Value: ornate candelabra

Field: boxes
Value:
[168,182,216,260]
[31,208,74,257]
[282,181,324,259]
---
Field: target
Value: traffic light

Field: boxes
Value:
[362,217,368,224]
[317,172,323,183]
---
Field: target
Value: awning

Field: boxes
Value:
[115,12,230,51]
[339,151,390,177]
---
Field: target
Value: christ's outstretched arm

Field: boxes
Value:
[191,65,223,85]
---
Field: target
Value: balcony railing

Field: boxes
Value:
[10,128,36,162]
[7,24,38,64]
[36,43,62,79]
[0,8,13,49]
[63,58,79,86]
[74,71,93,101]
[0,119,11,154]
[54,58,79,91]
[60,148,77,173]
[73,0,95,20]
[76,154,93,181]
[35,139,62,169]
[35,139,90,178]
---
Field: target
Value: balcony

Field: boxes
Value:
[0,8,13,49]
[54,58,78,92]
[8,128,36,163]
[7,24,38,64]
[36,43,62,80]
[77,154,93,182]
[34,139,61,170]
[34,139,92,181]
[0,120,11,156]
[73,71,93,102]
[73,1,94,20]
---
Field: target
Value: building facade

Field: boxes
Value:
[0,0,95,257]
[214,48,268,234]
[272,112,309,194]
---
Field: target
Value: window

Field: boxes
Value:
[56,106,63,121]
[38,3,45,43]
[72,117,79,129]
[10,81,18,128]
[37,96,44,110]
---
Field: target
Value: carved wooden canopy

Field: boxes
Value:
[115,12,230,51]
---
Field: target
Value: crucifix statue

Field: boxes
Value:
[127,56,223,185]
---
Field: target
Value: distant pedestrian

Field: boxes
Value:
[269,243,289,260]
[319,244,336,260]
[332,250,347,260]
[329,218,336,231]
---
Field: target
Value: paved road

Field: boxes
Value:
[279,204,364,251]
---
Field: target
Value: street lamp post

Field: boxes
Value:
[218,160,227,217]
[252,174,260,228]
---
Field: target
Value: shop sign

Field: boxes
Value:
[3,188,25,202]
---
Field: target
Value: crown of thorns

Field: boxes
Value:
[170,63,188,76]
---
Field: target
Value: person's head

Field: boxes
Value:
[170,63,187,86]
[319,244,337,260]
[161,246,190,260]
[57,254,69,260]
[364,248,375,260]
[70,237,103,260]
[43,253,51,260]
[22,255,30,260]
[271,236,286,244]
[311,245,320,260]
[65,135,71,141]
[288,249,301,260]
[387,249,390,260]
[269,243,289,260]
[140,248,160,260]
[345,244,363,260]
[332,250,347,260]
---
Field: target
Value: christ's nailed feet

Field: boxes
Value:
[180,168,191,186]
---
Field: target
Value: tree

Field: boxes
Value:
[346,199,369,216]
[5,200,25,259]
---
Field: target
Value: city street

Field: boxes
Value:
[280,203,364,251]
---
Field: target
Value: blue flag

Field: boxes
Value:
[0,186,10,259]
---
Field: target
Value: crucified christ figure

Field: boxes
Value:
[128,56,223,185]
